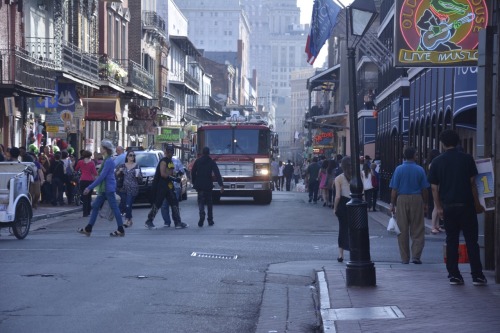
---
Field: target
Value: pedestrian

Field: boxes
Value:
[370,163,379,211]
[333,156,351,262]
[161,153,186,227]
[74,150,97,217]
[38,153,52,204]
[78,140,125,237]
[49,152,66,206]
[61,151,74,204]
[428,129,487,285]
[389,147,429,265]
[6,147,20,162]
[191,146,224,227]
[361,162,374,210]
[113,145,126,167]
[144,144,187,230]
[0,143,5,161]
[116,150,142,228]
[293,163,301,186]
[29,153,44,209]
[283,160,294,191]
[318,160,330,207]
[270,158,279,191]
[19,146,34,162]
[427,149,444,234]
[305,156,320,203]
[278,161,284,191]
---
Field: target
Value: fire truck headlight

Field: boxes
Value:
[255,164,269,176]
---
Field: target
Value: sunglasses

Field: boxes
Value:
[128,154,135,157]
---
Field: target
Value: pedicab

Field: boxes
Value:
[0,162,34,239]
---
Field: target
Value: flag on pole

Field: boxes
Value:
[305,0,342,65]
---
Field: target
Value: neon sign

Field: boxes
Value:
[395,0,488,67]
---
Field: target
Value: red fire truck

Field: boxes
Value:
[192,113,278,204]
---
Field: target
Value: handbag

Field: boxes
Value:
[387,214,400,235]
[116,171,124,189]
[99,200,115,221]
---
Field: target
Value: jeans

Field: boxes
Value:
[308,180,319,202]
[51,177,65,205]
[161,187,181,225]
[88,192,123,228]
[197,190,214,222]
[118,192,136,219]
[80,180,93,216]
[148,187,181,226]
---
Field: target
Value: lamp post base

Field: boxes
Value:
[346,261,376,287]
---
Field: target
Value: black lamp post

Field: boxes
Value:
[345,0,378,287]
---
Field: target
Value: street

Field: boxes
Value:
[0,190,447,333]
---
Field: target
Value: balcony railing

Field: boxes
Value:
[0,48,56,95]
[25,37,56,62]
[98,55,128,87]
[142,11,167,38]
[161,92,175,112]
[183,70,199,93]
[61,41,99,82]
[127,60,154,97]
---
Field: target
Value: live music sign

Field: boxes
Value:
[395,0,488,67]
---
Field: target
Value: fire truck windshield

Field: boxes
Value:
[203,129,269,155]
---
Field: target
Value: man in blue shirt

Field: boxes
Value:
[389,147,429,264]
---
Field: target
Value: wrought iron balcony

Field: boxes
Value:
[61,41,99,83]
[126,60,154,98]
[183,70,199,94]
[25,37,55,62]
[0,47,56,95]
[142,11,167,39]
[98,55,128,88]
[161,92,175,112]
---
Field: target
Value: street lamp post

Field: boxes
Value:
[345,0,378,287]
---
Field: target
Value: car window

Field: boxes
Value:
[136,153,159,167]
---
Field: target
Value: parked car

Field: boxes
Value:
[134,149,188,203]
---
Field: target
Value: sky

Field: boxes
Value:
[296,0,352,68]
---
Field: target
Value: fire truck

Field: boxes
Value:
[192,112,278,204]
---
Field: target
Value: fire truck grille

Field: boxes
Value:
[218,163,253,177]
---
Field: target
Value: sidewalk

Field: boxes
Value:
[317,206,500,333]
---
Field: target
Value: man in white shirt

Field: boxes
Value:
[113,146,126,167]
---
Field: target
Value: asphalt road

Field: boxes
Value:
[0,190,446,333]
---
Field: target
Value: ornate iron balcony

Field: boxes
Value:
[183,70,199,94]
[142,11,167,39]
[98,55,128,88]
[0,47,56,95]
[126,60,154,97]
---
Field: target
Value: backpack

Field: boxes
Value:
[371,173,379,188]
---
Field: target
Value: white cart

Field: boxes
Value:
[0,162,34,239]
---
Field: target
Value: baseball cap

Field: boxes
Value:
[165,143,175,152]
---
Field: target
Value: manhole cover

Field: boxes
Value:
[191,252,238,260]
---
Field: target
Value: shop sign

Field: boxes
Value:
[395,0,488,67]
[156,127,181,143]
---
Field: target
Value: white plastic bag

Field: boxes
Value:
[99,200,115,221]
[387,214,400,235]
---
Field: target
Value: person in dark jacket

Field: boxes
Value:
[283,160,294,191]
[191,146,224,227]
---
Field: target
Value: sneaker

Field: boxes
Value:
[449,276,464,285]
[472,276,487,286]
[208,221,214,226]
[412,259,422,264]
[198,220,204,227]
[164,224,171,227]
[175,223,188,229]
[145,220,156,230]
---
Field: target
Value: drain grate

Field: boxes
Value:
[191,252,238,260]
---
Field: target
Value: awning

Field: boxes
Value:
[81,98,122,122]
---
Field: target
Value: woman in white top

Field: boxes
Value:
[278,161,284,191]
[361,162,374,210]
[333,156,352,262]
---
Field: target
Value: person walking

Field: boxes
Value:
[283,160,294,191]
[113,146,126,167]
[370,163,380,211]
[39,153,52,204]
[191,147,224,227]
[361,163,374,211]
[333,156,351,262]
[278,161,284,191]
[61,151,74,204]
[74,150,97,217]
[270,158,279,191]
[293,163,301,186]
[49,152,66,206]
[389,147,429,265]
[427,149,444,234]
[318,160,330,207]
[428,129,487,285]
[161,153,186,227]
[78,140,125,237]
[306,157,321,203]
[116,150,142,228]
[144,144,187,230]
